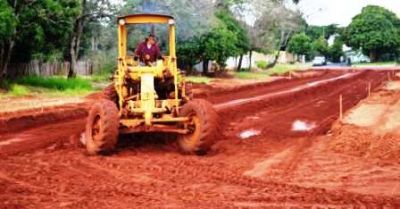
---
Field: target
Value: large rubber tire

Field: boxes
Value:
[85,99,119,155]
[177,99,219,155]
[103,83,117,102]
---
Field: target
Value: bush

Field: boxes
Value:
[9,84,30,96]
[15,76,92,91]
[256,60,268,69]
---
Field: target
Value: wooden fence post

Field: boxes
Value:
[339,94,343,121]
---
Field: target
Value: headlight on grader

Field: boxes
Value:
[118,18,126,26]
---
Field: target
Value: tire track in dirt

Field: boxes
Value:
[224,70,392,187]
[204,70,341,104]
[1,70,399,208]
[0,70,347,156]
[1,147,399,209]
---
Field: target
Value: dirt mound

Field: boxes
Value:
[329,80,400,163]
[369,134,400,160]
[330,124,375,156]
[275,69,327,78]
[330,124,400,163]
[0,104,87,134]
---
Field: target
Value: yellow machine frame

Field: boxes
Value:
[115,14,189,134]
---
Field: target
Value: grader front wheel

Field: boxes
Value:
[85,99,119,155]
[178,99,219,155]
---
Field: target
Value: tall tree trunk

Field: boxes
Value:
[237,54,243,71]
[0,44,5,81]
[68,0,87,79]
[202,59,209,75]
[1,35,16,79]
[68,35,78,78]
[369,51,378,62]
[248,50,253,71]
[1,0,20,80]
[3,41,14,78]
[266,51,281,69]
[266,31,291,70]
[184,64,192,75]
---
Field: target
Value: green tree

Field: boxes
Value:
[68,0,115,78]
[200,22,238,74]
[177,38,201,73]
[287,33,312,57]
[0,0,79,80]
[306,24,340,40]
[214,9,249,71]
[344,5,400,62]
[0,1,15,80]
[0,1,15,40]
[176,8,249,74]
[245,0,302,70]
[312,36,329,57]
[328,36,344,62]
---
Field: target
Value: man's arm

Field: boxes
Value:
[134,42,144,58]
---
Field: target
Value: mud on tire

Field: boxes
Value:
[85,99,119,155]
[103,83,117,103]
[178,99,219,155]
[184,82,194,100]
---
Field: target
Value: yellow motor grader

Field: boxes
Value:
[85,14,219,155]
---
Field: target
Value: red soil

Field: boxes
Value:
[0,69,399,209]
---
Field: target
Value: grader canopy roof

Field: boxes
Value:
[117,14,175,25]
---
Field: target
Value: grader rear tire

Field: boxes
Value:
[85,99,119,155]
[178,99,219,155]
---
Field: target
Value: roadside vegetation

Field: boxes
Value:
[0,1,399,98]
[1,76,93,98]
[15,76,92,91]
[353,62,398,67]
[234,63,309,80]
[186,63,309,83]
[287,6,400,64]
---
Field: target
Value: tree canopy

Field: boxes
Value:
[312,36,329,57]
[287,33,312,57]
[176,8,250,74]
[0,0,305,80]
[343,5,400,61]
[0,0,81,79]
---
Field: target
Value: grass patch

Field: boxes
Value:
[15,76,92,91]
[234,64,310,80]
[9,84,30,96]
[267,64,309,75]
[186,76,212,84]
[234,71,269,80]
[353,61,398,67]
[0,76,94,98]
[255,60,268,69]
[91,74,111,83]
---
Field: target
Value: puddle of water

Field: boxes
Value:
[80,132,86,145]
[291,120,316,132]
[247,116,260,120]
[239,129,261,139]
[0,138,25,146]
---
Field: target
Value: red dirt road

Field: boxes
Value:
[1,70,400,209]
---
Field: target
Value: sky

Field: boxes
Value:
[287,0,400,26]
